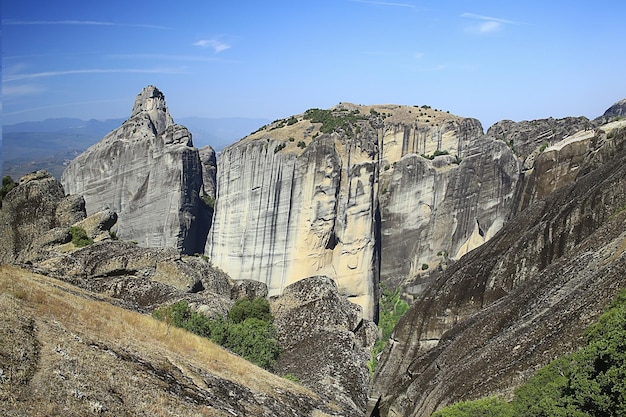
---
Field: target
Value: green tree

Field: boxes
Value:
[1,176,16,205]
[69,226,93,247]
[225,317,282,369]
[229,297,273,324]
[368,285,410,373]
[431,397,513,417]
[152,298,281,369]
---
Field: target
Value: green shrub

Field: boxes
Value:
[274,143,286,153]
[69,226,93,247]
[368,285,410,374]
[229,297,273,324]
[435,288,626,417]
[201,194,215,208]
[297,141,307,149]
[421,263,429,270]
[431,397,513,417]
[303,107,366,135]
[1,176,16,205]
[152,298,280,369]
[225,318,281,369]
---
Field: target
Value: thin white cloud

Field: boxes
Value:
[193,39,231,53]
[2,19,168,30]
[461,13,515,25]
[2,84,46,97]
[3,99,128,117]
[347,0,415,7]
[462,12,516,34]
[107,53,235,63]
[4,67,185,82]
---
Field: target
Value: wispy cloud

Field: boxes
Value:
[107,53,235,63]
[3,99,128,117]
[2,19,168,30]
[462,12,516,34]
[347,0,415,8]
[3,84,46,97]
[193,39,231,53]
[4,67,185,82]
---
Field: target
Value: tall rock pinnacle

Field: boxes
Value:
[62,86,210,254]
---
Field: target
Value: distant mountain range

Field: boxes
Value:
[2,116,270,179]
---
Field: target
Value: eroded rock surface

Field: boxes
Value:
[207,104,521,318]
[62,86,209,254]
[271,276,377,414]
[368,121,626,417]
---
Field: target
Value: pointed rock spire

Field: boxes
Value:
[130,85,174,135]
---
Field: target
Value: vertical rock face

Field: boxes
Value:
[368,121,626,417]
[62,86,209,254]
[206,132,379,318]
[206,104,520,318]
[378,119,519,291]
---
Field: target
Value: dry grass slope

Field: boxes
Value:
[0,265,349,417]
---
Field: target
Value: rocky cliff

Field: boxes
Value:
[206,104,521,318]
[61,86,209,254]
[368,117,626,417]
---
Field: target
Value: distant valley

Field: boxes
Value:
[2,116,270,179]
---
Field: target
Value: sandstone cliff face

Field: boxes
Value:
[368,120,626,417]
[61,86,209,254]
[207,104,522,318]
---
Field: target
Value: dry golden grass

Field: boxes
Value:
[0,264,312,397]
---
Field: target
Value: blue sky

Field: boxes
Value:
[3,0,626,130]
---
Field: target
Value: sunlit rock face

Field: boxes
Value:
[206,104,520,318]
[62,86,209,254]
[368,121,626,417]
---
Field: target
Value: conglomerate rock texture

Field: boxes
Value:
[61,86,209,254]
[368,118,626,417]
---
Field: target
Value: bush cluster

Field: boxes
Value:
[303,108,366,135]
[153,297,281,369]
[421,149,450,160]
[0,176,16,206]
[69,226,93,247]
[432,288,626,417]
[368,285,409,374]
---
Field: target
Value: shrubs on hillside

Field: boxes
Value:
[69,226,93,247]
[152,297,281,369]
[431,288,626,417]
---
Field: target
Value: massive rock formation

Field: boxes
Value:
[61,86,209,254]
[206,104,520,318]
[271,276,377,414]
[368,118,626,417]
